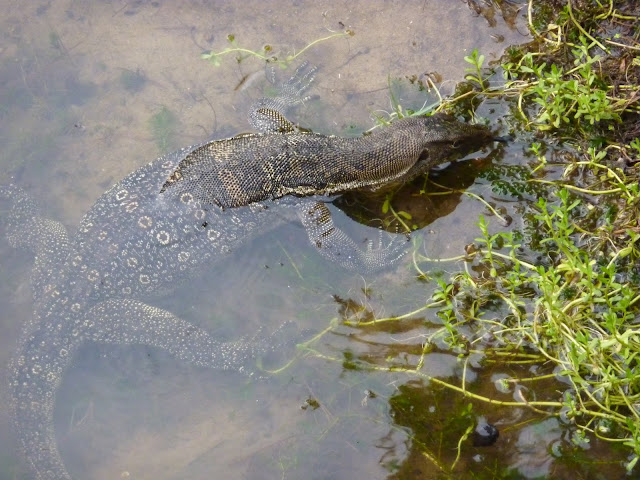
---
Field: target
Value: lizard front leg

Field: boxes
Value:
[296,199,409,273]
[248,61,317,134]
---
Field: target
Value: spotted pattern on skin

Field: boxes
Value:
[115,189,128,201]
[0,160,290,479]
[124,201,139,213]
[87,270,100,282]
[138,216,152,230]
[156,230,171,245]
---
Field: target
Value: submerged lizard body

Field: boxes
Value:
[160,114,491,209]
[1,63,493,479]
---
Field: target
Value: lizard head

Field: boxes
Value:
[399,113,497,181]
[421,113,494,146]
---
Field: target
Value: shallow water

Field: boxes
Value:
[0,1,542,479]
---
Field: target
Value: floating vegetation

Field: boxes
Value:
[148,106,177,154]
[201,30,354,68]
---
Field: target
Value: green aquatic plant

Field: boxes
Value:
[148,106,177,154]
[201,31,353,68]
[463,48,486,89]
[502,42,622,131]
[428,188,640,471]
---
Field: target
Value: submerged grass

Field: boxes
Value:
[149,105,177,154]
[201,30,353,69]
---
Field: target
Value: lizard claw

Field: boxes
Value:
[249,62,317,133]
[279,61,318,105]
[359,229,410,272]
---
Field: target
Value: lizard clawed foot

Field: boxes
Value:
[279,60,318,106]
[249,62,318,133]
[358,229,410,272]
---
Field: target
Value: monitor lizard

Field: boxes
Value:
[1,62,494,479]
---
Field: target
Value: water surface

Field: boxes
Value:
[0,1,529,478]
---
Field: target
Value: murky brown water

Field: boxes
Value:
[0,1,532,479]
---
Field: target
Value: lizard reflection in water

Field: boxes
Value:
[1,63,493,479]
